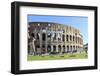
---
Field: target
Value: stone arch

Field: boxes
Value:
[31,33,35,38]
[66,35,68,41]
[67,46,69,52]
[42,33,46,41]
[53,45,56,52]
[70,35,72,41]
[47,45,51,53]
[54,33,56,40]
[73,46,75,51]
[70,46,72,51]
[42,45,45,53]
[73,36,75,41]
[35,45,40,52]
[58,45,61,52]
[63,45,65,52]
[62,34,65,41]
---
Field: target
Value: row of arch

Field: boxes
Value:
[30,32,83,44]
[35,45,82,53]
[65,34,83,44]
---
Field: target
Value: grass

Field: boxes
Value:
[27,52,88,61]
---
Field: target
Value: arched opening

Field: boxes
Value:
[47,33,51,41]
[62,35,65,41]
[47,33,51,38]
[70,35,72,41]
[31,33,35,38]
[42,33,46,41]
[73,36,74,41]
[67,46,69,52]
[58,33,61,41]
[36,45,40,53]
[58,45,61,52]
[63,45,65,52]
[53,45,56,52]
[70,46,72,51]
[42,45,45,53]
[47,45,51,53]
[54,33,56,40]
[76,37,77,43]
[66,35,68,41]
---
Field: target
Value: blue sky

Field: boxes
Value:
[28,15,88,44]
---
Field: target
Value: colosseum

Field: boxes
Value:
[28,22,83,55]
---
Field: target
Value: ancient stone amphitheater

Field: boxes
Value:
[28,22,83,55]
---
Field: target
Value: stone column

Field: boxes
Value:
[51,28,53,42]
[45,33,47,53]
[64,29,67,53]
[28,30,30,39]
[51,45,53,52]
[31,38,36,55]
[40,30,42,54]
[56,33,58,52]
[61,45,63,54]
[56,45,58,52]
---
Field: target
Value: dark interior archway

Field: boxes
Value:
[63,45,65,52]
[47,45,51,53]
[58,45,61,52]
[42,33,46,41]
[53,45,56,52]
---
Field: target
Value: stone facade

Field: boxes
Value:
[28,22,83,55]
